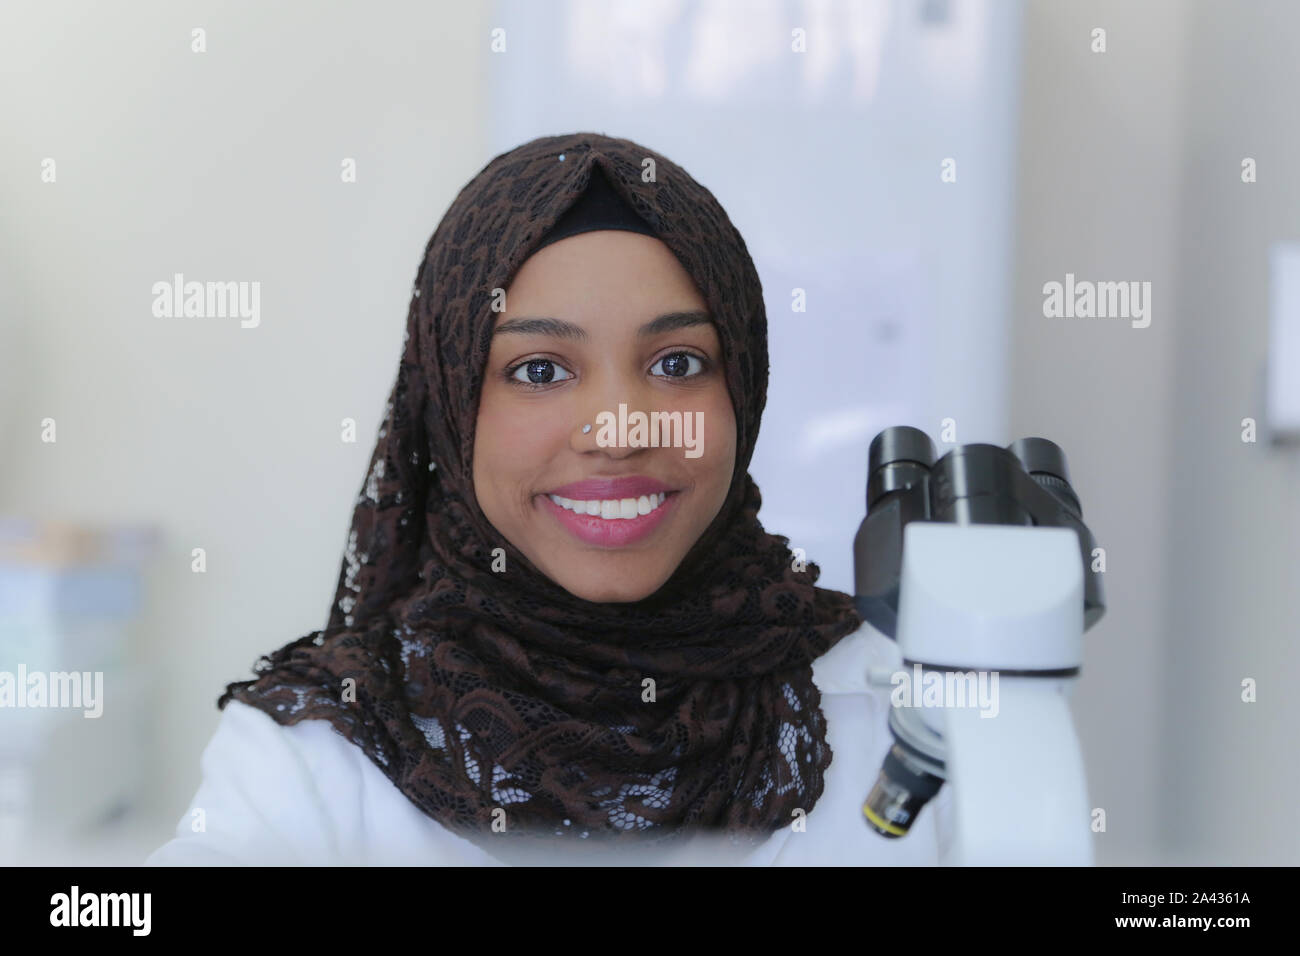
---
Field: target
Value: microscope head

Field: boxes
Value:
[853,425,1106,639]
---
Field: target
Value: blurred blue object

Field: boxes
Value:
[0,517,161,863]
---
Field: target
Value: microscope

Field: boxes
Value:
[852,426,1105,865]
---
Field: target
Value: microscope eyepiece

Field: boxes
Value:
[1006,436,1070,483]
[866,425,936,511]
[1007,436,1082,519]
[869,425,936,473]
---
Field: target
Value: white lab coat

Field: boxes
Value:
[145,624,951,865]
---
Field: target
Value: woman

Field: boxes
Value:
[146,131,951,866]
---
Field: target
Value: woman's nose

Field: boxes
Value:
[570,379,654,457]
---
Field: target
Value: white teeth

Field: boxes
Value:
[547,491,668,520]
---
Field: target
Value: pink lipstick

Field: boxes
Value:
[539,476,680,547]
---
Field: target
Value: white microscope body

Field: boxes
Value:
[853,427,1103,866]
[885,521,1092,865]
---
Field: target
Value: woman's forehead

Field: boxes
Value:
[504,231,706,313]
[490,310,718,344]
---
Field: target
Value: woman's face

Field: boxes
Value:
[472,230,737,603]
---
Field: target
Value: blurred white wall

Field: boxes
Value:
[0,0,492,857]
[1009,0,1185,865]
[1162,0,1300,865]
[1012,0,1300,865]
[1,0,1295,866]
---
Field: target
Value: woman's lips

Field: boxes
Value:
[547,476,674,500]
[539,490,680,547]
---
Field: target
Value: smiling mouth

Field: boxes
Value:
[544,491,671,520]
[536,490,682,547]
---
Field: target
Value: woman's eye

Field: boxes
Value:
[509,358,573,386]
[651,352,705,378]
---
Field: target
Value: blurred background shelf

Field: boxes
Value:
[0,518,163,865]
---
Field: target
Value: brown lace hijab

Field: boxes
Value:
[219,131,862,859]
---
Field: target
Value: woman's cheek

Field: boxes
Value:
[504,398,566,459]
[480,389,543,457]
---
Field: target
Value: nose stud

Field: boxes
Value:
[581,423,591,434]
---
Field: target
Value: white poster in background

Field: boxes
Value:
[488,0,1022,593]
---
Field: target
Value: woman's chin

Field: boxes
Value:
[547,562,673,605]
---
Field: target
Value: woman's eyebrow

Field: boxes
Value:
[492,310,711,341]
